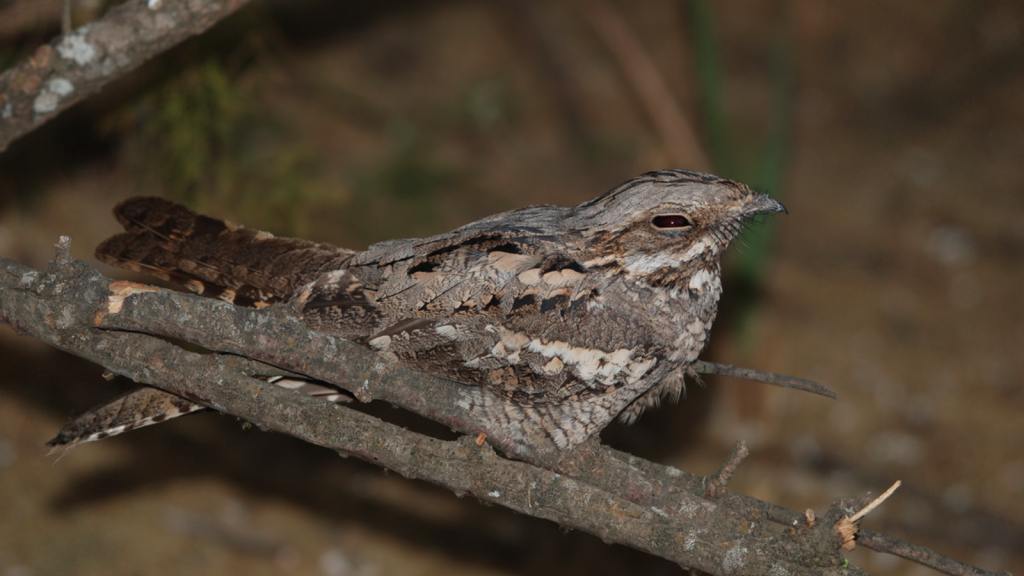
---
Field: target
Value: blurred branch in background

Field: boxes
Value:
[0,0,253,153]
[499,0,593,153]
[62,0,72,36]
[581,0,709,171]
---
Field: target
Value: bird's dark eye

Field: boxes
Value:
[651,215,692,229]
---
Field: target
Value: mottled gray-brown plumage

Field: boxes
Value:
[50,170,785,458]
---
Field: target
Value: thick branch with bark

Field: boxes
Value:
[1,244,1009,576]
[0,0,253,152]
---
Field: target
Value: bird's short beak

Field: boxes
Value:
[746,194,788,216]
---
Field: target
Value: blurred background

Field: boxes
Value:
[1,0,1022,574]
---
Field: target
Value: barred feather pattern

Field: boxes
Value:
[56,170,784,459]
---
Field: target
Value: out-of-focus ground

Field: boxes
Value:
[1,1,1022,575]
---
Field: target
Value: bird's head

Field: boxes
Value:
[570,170,786,283]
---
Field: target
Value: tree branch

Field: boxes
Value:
[856,531,1013,576]
[704,440,750,498]
[0,0,253,152]
[1,245,1009,576]
[694,360,837,398]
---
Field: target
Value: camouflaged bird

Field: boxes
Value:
[49,170,785,459]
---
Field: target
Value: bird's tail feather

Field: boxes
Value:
[95,196,354,307]
[48,378,352,455]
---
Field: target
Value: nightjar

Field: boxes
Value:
[50,169,785,459]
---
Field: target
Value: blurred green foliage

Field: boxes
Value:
[118,57,329,236]
[137,61,248,201]
[452,78,520,135]
[346,118,461,243]
[686,0,796,351]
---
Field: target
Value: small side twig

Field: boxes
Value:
[834,480,901,551]
[857,529,1013,576]
[694,360,838,399]
[53,235,73,268]
[62,0,73,36]
[704,440,749,498]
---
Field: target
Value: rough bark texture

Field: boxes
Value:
[0,0,252,152]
